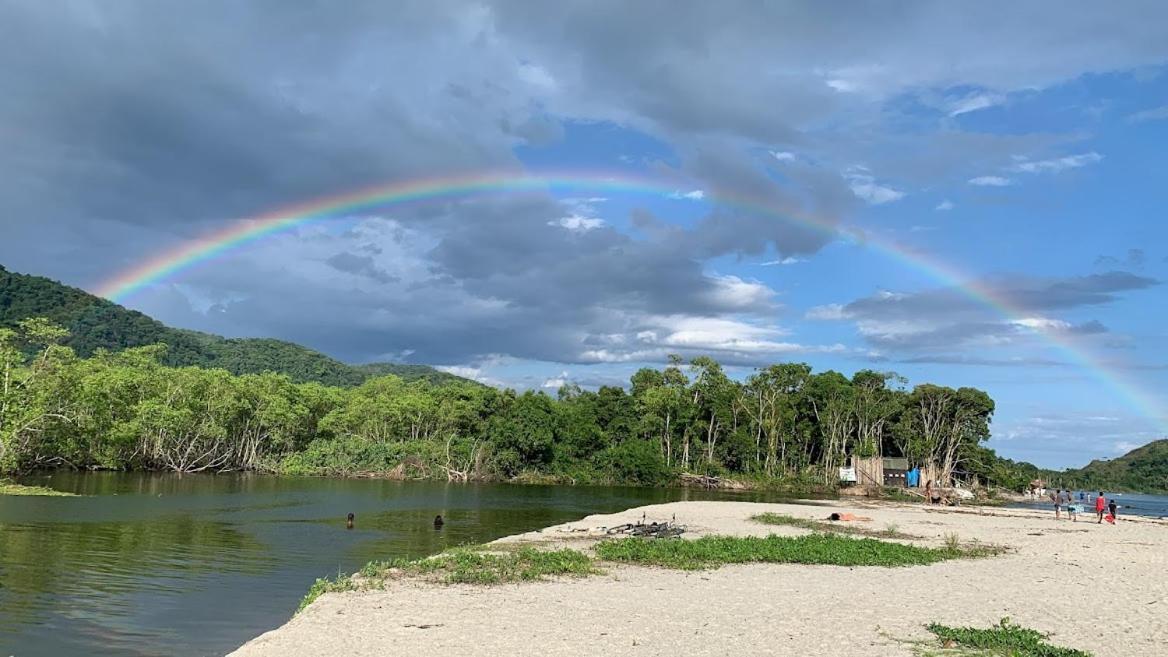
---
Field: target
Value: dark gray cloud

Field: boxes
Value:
[326,252,398,284]
[3,1,1168,371]
[810,271,1155,356]
[832,271,1157,325]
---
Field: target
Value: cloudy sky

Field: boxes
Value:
[2,1,1166,468]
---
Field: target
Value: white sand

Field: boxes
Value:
[229,501,1168,657]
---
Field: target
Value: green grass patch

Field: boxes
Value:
[0,480,76,496]
[297,573,358,614]
[921,618,1090,657]
[595,533,992,570]
[752,512,920,539]
[388,546,597,584]
[299,546,596,613]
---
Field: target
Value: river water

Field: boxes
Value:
[0,472,795,657]
[1009,491,1168,518]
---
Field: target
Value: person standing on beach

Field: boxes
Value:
[1059,489,1072,519]
[1051,489,1061,520]
[1108,498,1118,522]
[1096,492,1106,523]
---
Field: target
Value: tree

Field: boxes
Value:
[687,356,737,469]
[806,371,855,483]
[632,358,689,466]
[851,370,904,458]
[488,391,556,475]
[0,319,74,472]
[900,384,994,484]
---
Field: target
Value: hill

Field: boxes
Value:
[0,265,469,387]
[1067,439,1168,494]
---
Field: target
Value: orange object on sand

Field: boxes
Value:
[829,513,872,522]
[1104,514,1116,524]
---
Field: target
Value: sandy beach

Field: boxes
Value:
[229,500,1168,657]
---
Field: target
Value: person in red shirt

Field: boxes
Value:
[1095,492,1106,523]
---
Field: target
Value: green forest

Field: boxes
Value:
[0,265,466,387]
[2,316,1042,491]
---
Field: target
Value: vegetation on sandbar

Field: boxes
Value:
[298,546,596,612]
[918,618,1090,657]
[593,533,996,570]
[0,480,75,496]
[297,530,1005,612]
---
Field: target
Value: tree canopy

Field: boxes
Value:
[0,316,1059,493]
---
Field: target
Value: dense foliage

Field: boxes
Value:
[0,318,1026,492]
[1064,440,1168,493]
[0,265,466,387]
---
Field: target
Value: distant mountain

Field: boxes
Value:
[0,265,471,387]
[1069,439,1168,494]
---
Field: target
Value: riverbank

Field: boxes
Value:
[230,500,1168,657]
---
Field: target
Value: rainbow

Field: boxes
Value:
[95,170,1165,430]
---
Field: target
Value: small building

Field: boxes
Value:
[882,457,909,487]
[849,455,938,489]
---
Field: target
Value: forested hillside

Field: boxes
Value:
[0,265,466,387]
[1066,440,1168,493]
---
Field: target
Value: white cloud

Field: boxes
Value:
[805,303,850,320]
[826,78,858,93]
[846,173,905,205]
[946,92,1005,116]
[969,175,1013,186]
[1008,151,1103,174]
[770,150,796,161]
[560,196,608,207]
[760,256,803,266]
[1113,440,1141,454]
[541,370,570,388]
[553,215,606,232]
[669,189,706,200]
[577,315,850,364]
[435,365,506,388]
[702,274,775,310]
[1013,317,1072,331]
[517,62,557,90]
[1127,105,1168,122]
[935,199,954,211]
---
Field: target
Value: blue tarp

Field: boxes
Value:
[906,467,920,487]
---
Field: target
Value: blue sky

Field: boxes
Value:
[1,2,1166,468]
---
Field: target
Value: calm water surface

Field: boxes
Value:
[1010,491,1168,518]
[0,472,795,657]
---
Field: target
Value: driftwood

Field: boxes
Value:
[678,472,747,490]
[605,520,686,539]
[387,456,430,480]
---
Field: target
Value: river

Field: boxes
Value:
[0,472,795,657]
[1009,490,1168,518]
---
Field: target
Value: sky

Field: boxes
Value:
[1,1,1166,469]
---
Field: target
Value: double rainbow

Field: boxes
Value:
[95,170,1165,430]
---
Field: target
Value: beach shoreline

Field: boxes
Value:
[230,499,1168,657]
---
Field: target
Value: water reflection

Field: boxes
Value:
[1,472,797,657]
